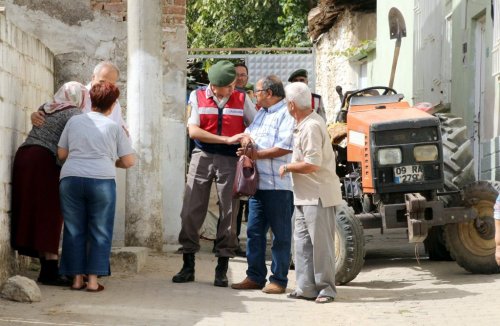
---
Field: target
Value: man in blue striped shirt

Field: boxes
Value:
[231,75,295,294]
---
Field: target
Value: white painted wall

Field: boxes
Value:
[0,12,54,283]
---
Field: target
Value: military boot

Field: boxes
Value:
[214,257,229,287]
[172,253,195,283]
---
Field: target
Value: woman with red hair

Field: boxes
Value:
[57,81,135,292]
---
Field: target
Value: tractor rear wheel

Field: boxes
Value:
[436,113,476,205]
[335,202,365,285]
[424,114,476,260]
[444,181,500,274]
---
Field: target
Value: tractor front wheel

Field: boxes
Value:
[444,181,500,274]
[335,202,365,285]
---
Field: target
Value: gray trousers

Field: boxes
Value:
[294,201,337,298]
[178,149,239,257]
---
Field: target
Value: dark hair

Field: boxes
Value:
[261,75,285,98]
[234,62,248,74]
[90,81,120,113]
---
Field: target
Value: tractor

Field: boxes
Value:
[329,85,500,285]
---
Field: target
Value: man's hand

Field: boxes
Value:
[496,245,500,266]
[225,133,247,145]
[31,111,46,127]
[279,165,287,178]
[237,145,259,160]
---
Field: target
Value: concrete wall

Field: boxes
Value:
[161,1,187,244]
[0,12,54,283]
[4,0,187,246]
[450,0,494,134]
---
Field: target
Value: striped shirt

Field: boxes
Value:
[245,99,294,191]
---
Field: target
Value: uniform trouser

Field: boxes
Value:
[294,201,337,298]
[178,149,239,257]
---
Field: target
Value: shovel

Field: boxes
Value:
[388,7,407,89]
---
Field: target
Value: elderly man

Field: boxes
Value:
[31,61,127,132]
[173,60,256,287]
[231,75,295,294]
[279,82,342,303]
[288,69,327,121]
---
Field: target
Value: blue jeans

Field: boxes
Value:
[246,190,293,287]
[59,177,116,276]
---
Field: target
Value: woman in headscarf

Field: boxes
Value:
[11,81,89,286]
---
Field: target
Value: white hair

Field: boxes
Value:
[93,61,120,78]
[285,82,311,111]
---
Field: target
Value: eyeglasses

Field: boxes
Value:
[254,89,268,93]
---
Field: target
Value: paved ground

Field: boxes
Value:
[1,229,499,326]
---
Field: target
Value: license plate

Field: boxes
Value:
[394,165,424,183]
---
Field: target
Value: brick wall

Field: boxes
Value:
[0,13,54,283]
[88,0,186,25]
[90,0,127,22]
[163,0,186,26]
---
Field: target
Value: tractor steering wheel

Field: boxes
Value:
[348,86,398,98]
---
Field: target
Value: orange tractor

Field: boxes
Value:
[330,86,500,284]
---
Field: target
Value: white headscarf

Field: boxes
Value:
[41,81,89,114]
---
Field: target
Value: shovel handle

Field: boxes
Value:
[388,38,402,89]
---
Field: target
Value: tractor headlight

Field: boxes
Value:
[377,148,402,165]
[414,145,438,162]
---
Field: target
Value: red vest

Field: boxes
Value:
[196,88,246,137]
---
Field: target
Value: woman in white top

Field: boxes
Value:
[57,81,135,292]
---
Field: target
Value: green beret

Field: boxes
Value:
[244,83,254,92]
[208,60,236,86]
[288,69,308,82]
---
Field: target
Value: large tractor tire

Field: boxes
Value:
[444,181,500,274]
[436,113,476,204]
[335,202,365,285]
[424,114,476,260]
[424,226,453,261]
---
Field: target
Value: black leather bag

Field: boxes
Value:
[232,144,259,198]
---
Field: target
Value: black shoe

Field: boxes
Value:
[172,253,195,283]
[214,257,229,287]
[38,275,73,287]
[37,259,72,286]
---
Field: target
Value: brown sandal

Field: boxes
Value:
[70,283,87,291]
[86,284,104,292]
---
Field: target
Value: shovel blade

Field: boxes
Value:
[389,7,407,40]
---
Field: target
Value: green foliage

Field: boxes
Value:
[333,40,376,59]
[187,0,315,49]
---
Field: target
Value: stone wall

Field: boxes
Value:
[314,11,376,122]
[0,12,54,283]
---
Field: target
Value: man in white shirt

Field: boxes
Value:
[31,61,127,135]
[279,82,342,304]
